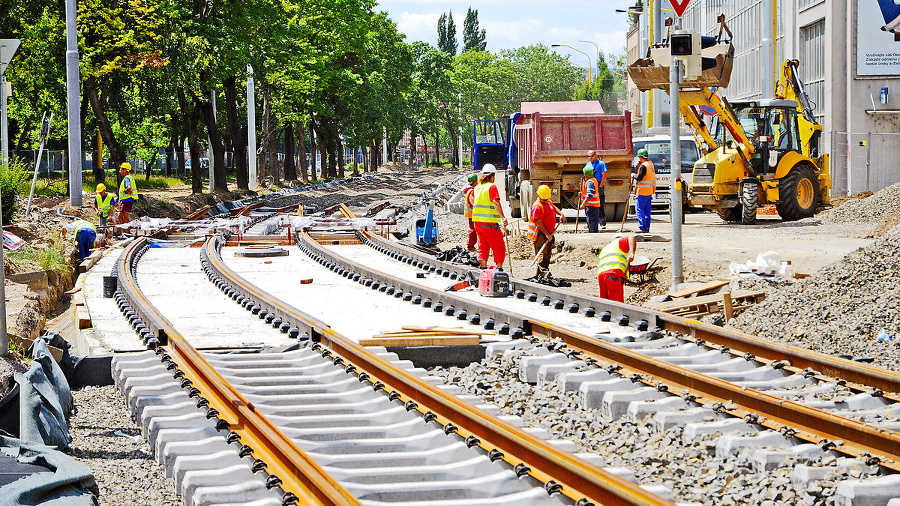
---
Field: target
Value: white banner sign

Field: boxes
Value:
[858,0,900,76]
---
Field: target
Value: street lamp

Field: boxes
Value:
[551,44,592,83]
[579,40,600,66]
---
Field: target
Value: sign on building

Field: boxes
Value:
[858,0,900,76]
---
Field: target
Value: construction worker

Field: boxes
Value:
[596,234,637,303]
[579,151,607,232]
[463,173,478,252]
[93,183,116,228]
[633,149,656,233]
[527,184,566,276]
[117,162,137,232]
[62,219,102,262]
[472,163,508,269]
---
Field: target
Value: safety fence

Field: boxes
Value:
[830,131,900,196]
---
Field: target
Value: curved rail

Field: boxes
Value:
[294,227,900,472]
[203,234,674,506]
[115,237,361,505]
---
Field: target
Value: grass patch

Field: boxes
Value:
[7,236,72,274]
[85,175,186,194]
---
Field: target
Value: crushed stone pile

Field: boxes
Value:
[822,181,900,224]
[731,224,900,371]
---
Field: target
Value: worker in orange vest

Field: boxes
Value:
[579,150,607,232]
[463,173,478,252]
[527,184,566,276]
[633,149,656,233]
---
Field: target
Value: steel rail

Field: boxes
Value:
[352,224,900,397]
[204,234,674,506]
[297,227,900,472]
[116,238,361,506]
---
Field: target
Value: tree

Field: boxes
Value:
[437,11,457,56]
[462,8,486,53]
[574,51,626,113]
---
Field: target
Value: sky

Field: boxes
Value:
[376,0,635,64]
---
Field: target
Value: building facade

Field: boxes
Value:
[626,0,900,195]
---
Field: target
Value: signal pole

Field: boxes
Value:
[670,17,684,291]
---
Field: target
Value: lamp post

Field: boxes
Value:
[579,40,600,70]
[551,44,592,83]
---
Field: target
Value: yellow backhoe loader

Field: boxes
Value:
[628,16,830,224]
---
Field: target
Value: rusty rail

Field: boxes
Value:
[117,238,360,506]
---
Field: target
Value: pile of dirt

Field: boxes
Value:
[821,181,900,225]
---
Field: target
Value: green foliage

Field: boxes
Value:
[463,8,486,53]
[438,11,458,56]
[8,242,70,273]
[0,160,31,224]
[574,52,626,113]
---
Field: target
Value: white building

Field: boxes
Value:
[626,0,900,195]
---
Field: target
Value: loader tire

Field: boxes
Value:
[741,180,758,225]
[776,165,819,221]
[716,205,741,222]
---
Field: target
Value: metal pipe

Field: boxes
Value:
[26,112,53,216]
[65,0,82,207]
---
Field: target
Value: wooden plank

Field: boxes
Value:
[76,306,92,329]
[359,335,481,347]
[184,205,210,221]
[668,279,732,298]
[400,326,498,336]
[647,290,764,312]
[723,293,734,321]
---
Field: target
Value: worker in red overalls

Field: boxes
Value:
[527,184,566,276]
[472,164,508,269]
[596,234,637,303]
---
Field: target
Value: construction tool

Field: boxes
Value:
[528,239,552,269]
[574,202,582,233]
[619,190,632,233]
[445,271,478,292]
[503,227,514,277]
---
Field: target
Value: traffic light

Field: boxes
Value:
[670,30,720,80]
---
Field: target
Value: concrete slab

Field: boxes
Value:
[836,474,900,506]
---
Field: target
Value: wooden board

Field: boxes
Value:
[359,335,481,347]
[668,279,732,299]
[646,290,765,318]
[400,326,497,336]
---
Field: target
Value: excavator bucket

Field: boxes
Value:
[627,15,735,92]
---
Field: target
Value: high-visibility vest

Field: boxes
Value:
[96,193,115,217]
[463,186,475,218]
[71,220,96,245]
[119,175,138,202]
[635,160,656,196]
[527,199,542,241]
[472,183,501,224]
[580,177,601,207]
[597,238,629,280]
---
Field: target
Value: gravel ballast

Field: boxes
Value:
[68,385,179,505]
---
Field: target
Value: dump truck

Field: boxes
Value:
[474,101,634,221]
[627,15,830,224]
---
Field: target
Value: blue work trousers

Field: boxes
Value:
[636,194,652,232]
[76,229,97,262]
[585,206,602,233]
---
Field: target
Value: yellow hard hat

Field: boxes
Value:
[96,183,106,192]
[537,185,552,200]
[120,162,131,171]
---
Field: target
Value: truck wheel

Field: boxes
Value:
[741,180,758,225]
[716,206,741,222]
[776,165,819,221]
[519,181,533,220]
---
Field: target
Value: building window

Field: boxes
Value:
[800,19,826,124]
[799,0,824,10]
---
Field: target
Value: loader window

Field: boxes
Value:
[768,108,800,153]
[732,106,768,147]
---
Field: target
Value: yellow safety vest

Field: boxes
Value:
[472,183,501,224]
[96,193,115,217]
[635,160,656,196]
[71,220,96,245]
[597,238,629,280]
[119,175,137,202]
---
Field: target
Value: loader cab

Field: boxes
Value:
[724,99,802,175]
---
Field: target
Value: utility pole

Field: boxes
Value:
[65,0,82,207]
[458,93,463,169]
[0,39,19,359]
[247,65,257,188]
[208,90,216,192]
[670,17,683,291]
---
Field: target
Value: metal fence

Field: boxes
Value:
[830,131,900,196]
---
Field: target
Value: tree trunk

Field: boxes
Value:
[370,139,379,171]
[224,76,248,190]
[308,120,317,180]
[434,132,440,166]
[145,151,157,181]
[410,129,418,168]
[422,137,429,167]
[176,136,186,180]
[260,82,276,184]
[315,123,328,180]
[352,146,359,176]
[199,90,228,192]
[85,76,127,175]
[337,136,345,178]
[177,89,204,194]
[283,122,296,181]
[297,122,308,182]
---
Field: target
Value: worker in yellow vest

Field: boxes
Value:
[117,162,138,232]
[633,149,656,233]
[93,183,117,228]
[596,234,637,303]
[62,219,100,262]
[463,173,478,252]
[527,184,566,276]
[472,164,508,269]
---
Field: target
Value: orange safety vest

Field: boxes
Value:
[463,185,475,218]
[527,199,542,241]
[635,160,656,196]
[580,177,601,207]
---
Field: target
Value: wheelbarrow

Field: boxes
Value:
[629,256,662,284]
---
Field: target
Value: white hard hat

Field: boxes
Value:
[481,163,497,175]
